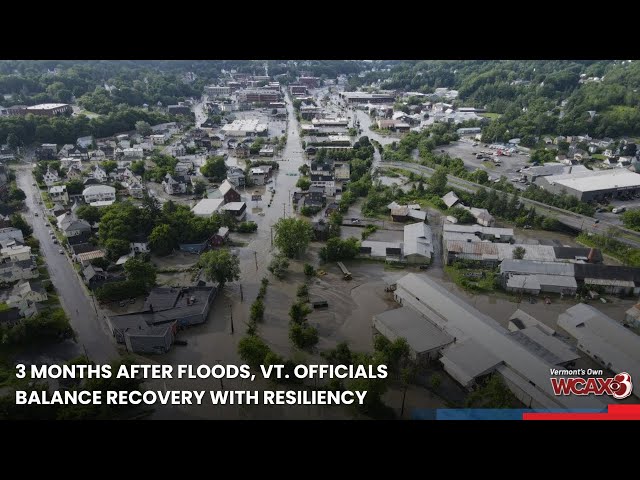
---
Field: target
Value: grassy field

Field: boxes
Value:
[591,154,606,160]
[479,112,502,120]
[444,264,499,292]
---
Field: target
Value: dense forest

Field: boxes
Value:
[350,60,640,139]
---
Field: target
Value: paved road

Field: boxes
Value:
[354,109,397,147]
[379,161,640,249]
[237,90,306,278]
[15,167,119,364]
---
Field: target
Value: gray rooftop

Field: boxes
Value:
[500,259,575,276]
[373,306,454,354]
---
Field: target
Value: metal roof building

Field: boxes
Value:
[403,222,433,263]
[394,273,604,408]
[539,169,640,201]
[557,303,640,399]
[443,223,513,242]
[500,259,575,277]
[191,198,225,217]
[373,306,454,359]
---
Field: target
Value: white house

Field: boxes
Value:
[151,134,168,145]
[0,245,32,262]
[83,185,116,203]
[91,165,108,183]
[43,166,60,186]
[162,174,188,195]
[77,136,94,148]
[60,157,82,171]
[125,178,145,199]
[0,258,39,282]
[49,185,69,204]
[7,281,48,315]
[123,147,144,158]
[90,149,106,161]
[250,167,267,186]
[130,241,150,253]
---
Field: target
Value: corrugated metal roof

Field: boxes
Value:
[395,273,604,408]
[75,250,105,261]
[404,222,433,257]
[373,306,454,354]
[583,278,635,287]
[500,259,574,276]
[506,275,541,290]
[558,304,640,399]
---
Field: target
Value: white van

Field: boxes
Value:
[612,206,626,214]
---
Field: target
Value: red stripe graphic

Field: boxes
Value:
[523,404,640,420]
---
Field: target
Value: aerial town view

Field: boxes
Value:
[0,60,639,420]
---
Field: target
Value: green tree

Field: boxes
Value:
[10,214,32,236]
[289,322,319,349]
[298,164,310,176]
[268,254,290,279]
[8,185,26,201]
[296,177,311,191]
[512,246,526,259]
[289,301,312,324]
[250,298,265,323]
[428,167,448,196]
[273,217,314,258]
[238,335,271,367]
[622,209,640,232]
[319,237,360,262]
[101,160,117,174]
[198,248,240,289]
[75,205,102,224]
[303,263,316,277]
[104,238,131,260]
[6,133,21,151]
[124,257,157,288]
[193,180,207,196]
[148,223,176,256]
[135,120,152,136]
[200,155,227,180]
[65,179,84,195]
[448,207,475,224]
[130,160,145,175]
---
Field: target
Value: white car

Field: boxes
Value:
[58,249,64,254]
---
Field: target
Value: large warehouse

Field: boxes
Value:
[537,169,640,201]
[390,273,603,409]
[221,119,268,137]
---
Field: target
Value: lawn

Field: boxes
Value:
[591,154,606,161]
[444,264,499,292]
[479,112,502,120]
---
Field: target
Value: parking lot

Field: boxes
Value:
[439,138,532,187]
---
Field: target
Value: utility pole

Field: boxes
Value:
[282,202,286,219]
[254,251,258,271]
[240,284,243,302]
[229,302,234,334]
[270,226,273,247]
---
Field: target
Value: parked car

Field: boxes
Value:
[58,249,64,254]
[612,207,626,214]
[53,239,58,244]
[351,218,360,224]
[34,212,38,217]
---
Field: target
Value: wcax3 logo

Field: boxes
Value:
[550,371,633,400]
